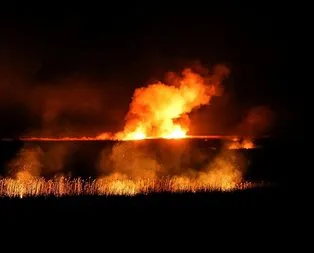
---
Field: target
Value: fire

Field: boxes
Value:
[0,63,268,199]
[111,65,229,140]
[162,125,187,139]
[133,131,146,140]
[0,176,259,197]
[242,139,255,149]
[19,135,114,141]
[16,135,256,142]
[121,128,146,140]
[1,141,259,197]
[228,139,255,150]
[16,65,231,141]
[15,171,35,181]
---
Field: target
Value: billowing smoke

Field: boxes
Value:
[0,72,119,138]
[7,143,73,179]
[7,144,43,181]
[236,106,274,137]
[1,62,259,193]
[98,142,161,179]
[115,65,230,140]
[202,149,245,187]
[98,141,247,190]
[23,80,107,137]
[42,143,75,176]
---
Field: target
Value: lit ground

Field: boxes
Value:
[0,177,262,198]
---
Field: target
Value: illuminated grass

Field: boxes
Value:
[0,176,260,198]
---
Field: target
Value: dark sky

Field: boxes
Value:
[0,2,299,138]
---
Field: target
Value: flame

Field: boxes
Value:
[111,65,229,140]
[242,139,255,149]
[0,63,266,198]
[0,176,259,197]
[15,65,230,141]
[162,125,187,139]
[228,139,255,150]
[15,135,257,142]
[15,171,35,181]
[121,128,147,140]
[19,135,114,141]
[1,140,259,197]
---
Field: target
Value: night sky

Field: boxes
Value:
[0,2,299,138]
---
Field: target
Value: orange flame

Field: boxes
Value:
[1,136,259,197]
[112,65,229,140]
[162,125,187,139]
[228,139,255,150]
[15,65,230,141]
[0,176,259,198]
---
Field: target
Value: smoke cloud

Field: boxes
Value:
[115,64,230,139]
[7,143,73,179]
[7,144,43,180]
[98,140,247,189]
[236,106,274,137]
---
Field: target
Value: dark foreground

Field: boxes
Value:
[1,184,296,236]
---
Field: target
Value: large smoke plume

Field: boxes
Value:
[97,141,247,189]
[115,65,230,139]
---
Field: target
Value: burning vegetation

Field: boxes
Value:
[0,139,256,197]
[0,64,269,197]
[228,138,255,150]
[113,65,229,140]
[18,64,263,145]
[0,176,258,198]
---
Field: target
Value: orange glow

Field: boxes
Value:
[0,176,259,197]
[15,171,35,182]
[1,137,259,197]
[19,134,114,141]
[228,139,255,150]
[232,137,240,142]
[14,135,259,146]
[119,128,147,140]
[162,125,187,139]
[109,65,229,140]
[0,64,267,198]
[19,136,109,141]
[14,65,230,141]
[242,139,255,149]
[132,131,146,140]
[14,135,257,142]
